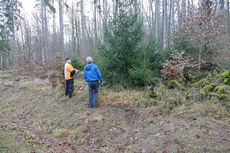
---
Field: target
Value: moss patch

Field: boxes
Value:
[214,85,230,93]
[146,90,158,98]
[168,80,185,90]
[200,85,214,95]
[221,70,230,78]
[191,72,208,82]
[192,78,207,87]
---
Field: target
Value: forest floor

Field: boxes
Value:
[0,70,230,153]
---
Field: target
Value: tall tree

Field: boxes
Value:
[41,0,45,61]
[227,0,230,34]
[80,0,86,58]
[155,0,160,42]
[71,0,76,57]
[178,0,223,70]
[44,1,48,60]
[170,0,175,43]
[0,0,21,67]
[182,0,186,19]
[94,0,97,46]
[134,0,137,14]
[99,0,143,86]
[163,0,168,49]
[177,0,182,29]
[58,0,65,61]
[103,0,108,24]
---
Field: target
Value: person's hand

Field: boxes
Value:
[99,80,103,84]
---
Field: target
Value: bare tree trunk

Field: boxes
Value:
[44,4,48,61]
[71,0,76,58]
[81,0,86,58]
[52,0,57,61]
[113,0,118,16]
[148,0,152,35]
[0,52,3,69]
[177,0,182,29]
[59,0,65,61]
[221,0,225,10]
[134,0,137,14]
[103,0,108,24]
[198,47,202,70]
[113,0,115,14]
[41,0,45,62]
[227,0,230,34]
[155,0,160,42]
[187,0,191,17]
[182,0,186,19]
[163,0,168,49]
[12,18,16,65]
[170,0,175,43]
[94,0,97,46]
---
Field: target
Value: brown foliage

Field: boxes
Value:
[15,53,65,88]
[161,51,197,82]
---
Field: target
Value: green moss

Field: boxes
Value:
[203,80,211,86]
[212,70,218,76]
[209,92,229,100]
[220,94,228,99]
[214,85,230,93]
[146,90,158,98]
[209,92,219,97]
[170,107,179,115]
[52,129,65,138]
[167,97,181,105]
[224,78,230,84]
[182,75,187,82]
[70,129,79,137]
[185,92,192,100]
[215,73,221,79]
[101,140,107,147]
[168,80,185,90]
[192,78,207,87]
[143,118,151,124]
[136,99,158,108]
[203,100,212,105]
[191,72,208,82]
[221,70,230,78]
[200,85,214,95]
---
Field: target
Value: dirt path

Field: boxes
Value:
[0,70,230,153]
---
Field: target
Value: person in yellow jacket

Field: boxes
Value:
[65,58,77,98]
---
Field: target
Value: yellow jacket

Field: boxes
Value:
[64,63,75,80]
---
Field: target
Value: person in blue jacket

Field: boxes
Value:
[84,56,103,108]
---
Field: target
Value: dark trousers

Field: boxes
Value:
[88,81,99,107]
[65,79,74,98]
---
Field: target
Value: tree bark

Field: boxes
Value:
[177,0,182,29]
[155,0,160,42]
[0,52,3,69]
[103,0,108,24]
[71,0,76,58]
[227,0,230,34]
[182,0,186,19]
[41,0,45,62]
[170,0,175,43]
[163,0,168,49]
[12,16,16,64]
[59,0,65,61]
[81,0,86,58]
[94,0,97,46]
[44,4,48,61]
[134,0,137,14]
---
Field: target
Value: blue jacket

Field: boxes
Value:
[84,63,103,82]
